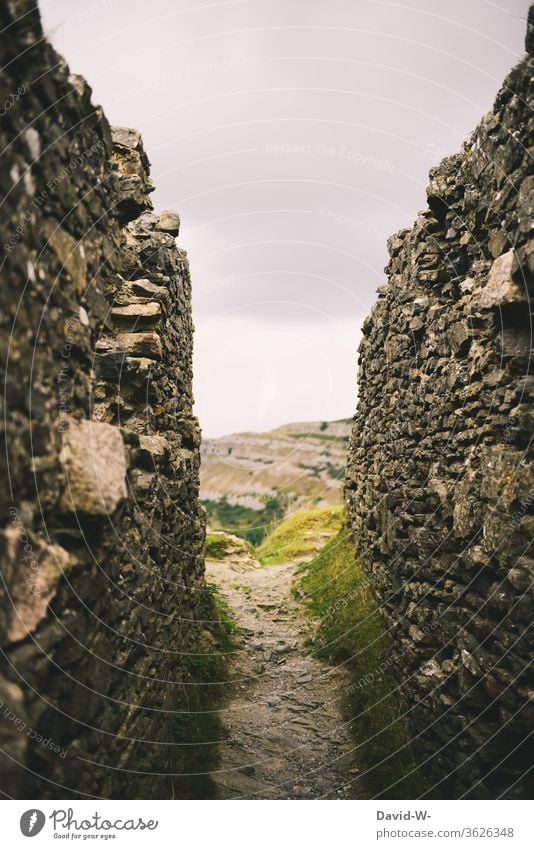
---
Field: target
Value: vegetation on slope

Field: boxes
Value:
[256,505,344,565]
[200,419,352,533]
[202,493,285,545]
[295,526,432,799]
[172,581,239,798]
[205,531,254,561]
[205,533,232,560]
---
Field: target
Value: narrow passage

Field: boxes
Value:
[206,542,362,799]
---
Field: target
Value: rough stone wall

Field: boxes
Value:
[345,18,533,798]
[0,2,205,798]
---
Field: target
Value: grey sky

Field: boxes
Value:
[40,0,529,436]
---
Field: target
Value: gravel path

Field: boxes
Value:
[205,548,362,799]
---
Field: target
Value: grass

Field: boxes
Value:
[295,525,432,799]
[204,531,254,561]
[171,580,240,798]
[202,494,285,545]
[256,504,344,566]
[205,533,232,560]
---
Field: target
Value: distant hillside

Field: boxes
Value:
[200,418,351,543]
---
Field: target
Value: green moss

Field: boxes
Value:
[172,581,240,798]
[295,527,433,799]
[205,533,231,560]
[256,505,343,566]
[204,582,241,654]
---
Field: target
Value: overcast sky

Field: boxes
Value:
[40,0,529,437]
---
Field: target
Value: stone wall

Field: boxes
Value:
[345,16,533,798]
[0,1,205,798]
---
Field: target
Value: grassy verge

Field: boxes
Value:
[172,582,240,798]
[256,504,343,566]
[295,526,432,799]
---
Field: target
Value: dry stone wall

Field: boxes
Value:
[0,1,205,798]
[345,16,533,798]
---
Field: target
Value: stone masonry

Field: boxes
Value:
[345,11,533,798]
[0,1,205,798]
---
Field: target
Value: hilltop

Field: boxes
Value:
[200,418,351,542]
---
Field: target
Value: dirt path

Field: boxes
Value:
[205,544,362,799]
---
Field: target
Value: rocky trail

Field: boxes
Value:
[205,542,362,800]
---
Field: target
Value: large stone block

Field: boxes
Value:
[0,525,73,642]
[0,677,28,797]
[156,210,180,236]
[96,332,163,360]
[59,418,127,515]
[479,250,525,308]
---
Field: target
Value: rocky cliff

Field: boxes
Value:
[0,1,205,798]
[345,14,533,798]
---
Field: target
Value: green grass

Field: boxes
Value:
[204,531,254,561]
[256,505,343,566]
[295,527,432,799]
[203,582,241,654]
[172,580,240,798]
[202,494,285,545]
[205,533,231,560]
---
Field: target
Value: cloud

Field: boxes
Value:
[40,0,529,434]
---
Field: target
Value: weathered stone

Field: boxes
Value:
[111,301,161,319]
[59,418,127,515]
[137,434,170,465]
[111,301,162,331]
[507,567,532,592]
[345,32,534,800]
[111,125,154,221]
[518,176,534,234]
[120,331,162,358]
[111,126,142,150]
[479,250,525,308]
[1,526,73,641]
[97,331,163,359]
[0,677,28,797]
[46,226,87,291]
[461,649,482,676]
[156,209,180,236]
[448,320,472,354]
[488,228,509,259]
[126,278,169,300]
[0,5,205,798]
